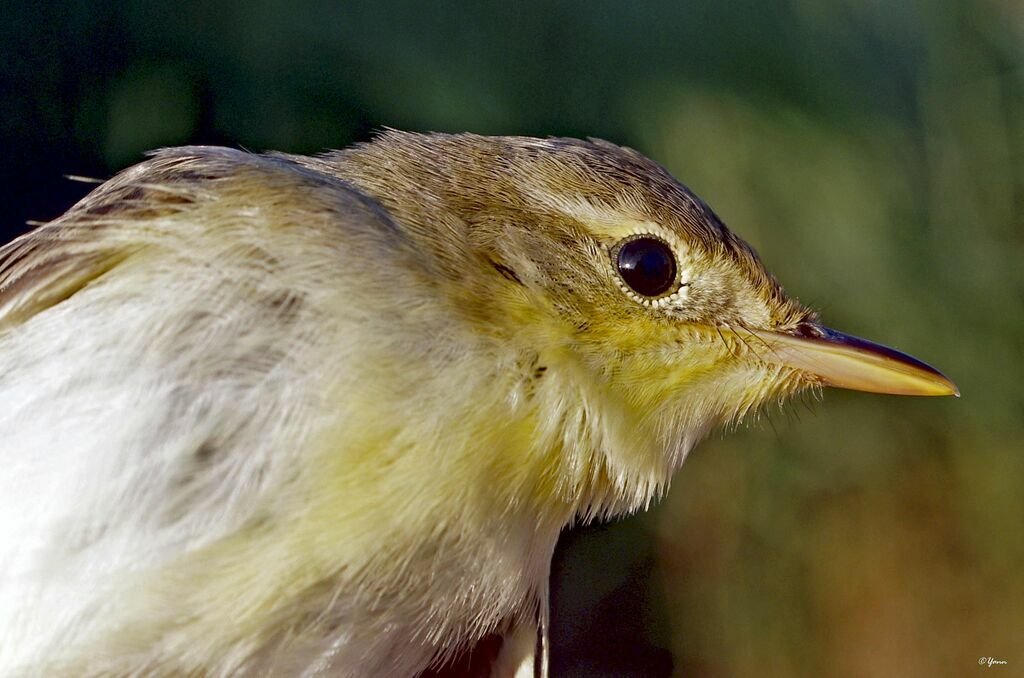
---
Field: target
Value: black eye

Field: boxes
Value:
[616,236,677,297]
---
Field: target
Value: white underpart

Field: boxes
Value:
[0,238,320,671]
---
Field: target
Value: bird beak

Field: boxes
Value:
[746,324,959,397]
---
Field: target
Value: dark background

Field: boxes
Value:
[3,2,1022,676]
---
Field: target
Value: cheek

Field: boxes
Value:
[631,354,788,428]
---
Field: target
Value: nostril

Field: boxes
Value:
[793,321,826,339]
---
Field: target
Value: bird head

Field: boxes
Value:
[311,132,956,517]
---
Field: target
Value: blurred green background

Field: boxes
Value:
[2,1,1021,676]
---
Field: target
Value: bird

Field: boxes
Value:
[0,131,957,677]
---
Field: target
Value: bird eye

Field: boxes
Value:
[615,236,677,297]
